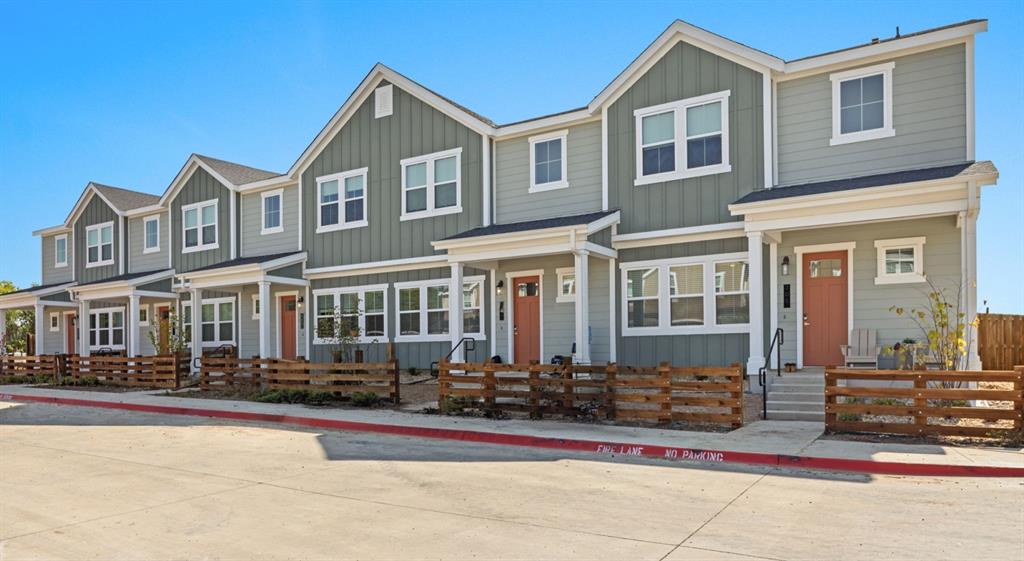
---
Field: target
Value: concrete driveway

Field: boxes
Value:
[1,400,1021,561]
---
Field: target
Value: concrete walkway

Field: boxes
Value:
[2,384,1021,470]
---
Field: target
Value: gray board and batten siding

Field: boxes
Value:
[171,166,234,273]
[74,195,121,284]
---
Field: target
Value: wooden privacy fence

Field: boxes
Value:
[978,313,1024,371]
[0,355,57,377]
[438,360,744,427]
[66,355,187,389]
[825,367,1024,438]
[199,357,400,403]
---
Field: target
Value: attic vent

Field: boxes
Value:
[375,85,393,118]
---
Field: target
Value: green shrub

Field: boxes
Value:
[838,413,863,422]
[305,391,335,406]
[0,374,51,385]
[406,367,418,377]
[254,389,338,405]
[351,391,379,407]
[440,395,476,414]
[62,376,101,387]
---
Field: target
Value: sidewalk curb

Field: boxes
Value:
[4,392,1022,478]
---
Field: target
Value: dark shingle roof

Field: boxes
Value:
[788,19,987,63]
[443,210,619,241]
[733,161,997,205]
[0,281,74,297]
[194,154,283,186]
[75,269,172,288]
[186,252,304,274]
[92,183,160,212]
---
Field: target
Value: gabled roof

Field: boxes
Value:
[184,251,305,274]
[193,154,283,186]
[440,210,619,241]
[158,153,288,206]
[91,183,160,212]
[286,63,497,178]
[0,281,75,298]
[73,269,173,288]
[731,161,998,206]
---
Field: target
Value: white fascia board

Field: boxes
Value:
[32,224,72,237]
[745,200,968,233]
[780,21,987,79]
[236,176,297,193]
[612,221,745,249]
[585,211,621,235]
[432,225,585,251]
[494,110,597,140]
[179,252,307,282]
[304,255,448,280]
[72,270,174,296]
[64,184,126,228]
[286,64,496,179]
[0,282,77,308]
[158,156,239,207]
[124,204,167,218]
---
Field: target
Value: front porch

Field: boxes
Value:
[0,282,77,355]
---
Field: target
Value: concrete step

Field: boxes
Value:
[766,391,825,403]
[770,382,825,391]
[767,409,826,422]
[765,400,825,413]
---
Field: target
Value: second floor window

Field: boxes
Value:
[143,216,159,253]
[182,200,218,252]
[529,130,569,192]
[261,189,283,234]
[317,168,368,233]
[829,61,894,145]
[54,234,68,268]
[400,147,462,221]
[634,90,731,186]
[86,222,114,267]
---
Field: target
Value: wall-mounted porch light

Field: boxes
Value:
[781,256,790,277]
[496,280,504,295]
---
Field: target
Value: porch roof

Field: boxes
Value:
[732,161,997,206]
[75,269,172,288]
[186,251,305,274]
[0,281,75,297]
[441,210,619,241]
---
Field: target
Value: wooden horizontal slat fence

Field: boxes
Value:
[66,355,186,389]
[825,367,1024,438]
[0,355,57,377]
[978,313,1024,371]
[199,357,400,403]
[438,359,743,427]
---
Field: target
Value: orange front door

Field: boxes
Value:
[803,251,848,366]
[156,306,171,354]
[280,296,297,360]
[513,276,541,363]
[65,314,77,354]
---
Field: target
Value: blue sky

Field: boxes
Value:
[1,1,1021,312]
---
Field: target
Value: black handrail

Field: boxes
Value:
[758,328,784,420]
[431,337,477,375]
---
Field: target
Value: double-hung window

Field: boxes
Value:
[261,189,283,234]
[49,312,60,332]
[874,237,926,284]
[400,148,462,220]
[556,267,576,303]
[182,199,218,252]
[830,62,895,145]
[621,253,750,335]
[528,130,569,192]
[199,298,234,346]
[143,215,160,253]
[54,234,68,268]
[395,277,486,342]
[312,285,387,344]
[634,90,730,185]
[85,222,114,267]
[89,308,124,350]
[181,303,193,347]
[316,168,368,232]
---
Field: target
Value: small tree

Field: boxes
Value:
[1,280,35,355]
[146,310,190,355]
[317,296,379,363]
[889,279,977,372]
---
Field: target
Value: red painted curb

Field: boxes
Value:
[3,392,1023,478]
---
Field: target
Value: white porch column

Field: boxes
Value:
[190,288,202,369]
[573,249,591,364]
[961,210,981,369]
[746,232,766,377]
[258,281,272,358]
[79,300,90,357]
[449,263,464,362]
[128,293,141,357]
[768,239,779,367]
[34,301,45,356]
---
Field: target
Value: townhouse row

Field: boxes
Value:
[1,19,998,376]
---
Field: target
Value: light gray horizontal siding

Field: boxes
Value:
[40,306,70,354]
[607,40,764,234]
[128,212,169,273]
[241,185,299,257]
[776,215,962,364]
[777,44,967,185]
[495,120,602,223]
[237,284,307,359]
[494,255,575,363]
[41,234,72,285]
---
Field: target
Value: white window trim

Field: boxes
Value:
[620,252,750,336]
[633,90,732,187]
[393,276,486,342]
[181,302,193,350]
[181,199,219,254]
[198,296,235,347]
[260,188,285,235]
[316,168,369,233]
[555,266,576,303]
[142,215,160,254]
[138,304,150,327]
[251,294,261,320]
[399,147,463,221]
[528,129,569,193]
[54,234,68,268]
[874,236,926,285]
[829,61,896,146]
[88,306,125,350]
[85,221,115,268]
[312,283,389,345]
[49,312,60,332]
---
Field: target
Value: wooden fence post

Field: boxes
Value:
[824,369,836,431]
[388,342,400,404]
[55,354,66,384]
[1014,366,1024,432]
[561,357,573,414]
[605,362,617,420]
[528,363,540,419]
[438,358,449,413]
[658,361,672,424]
[483,362,496,411]
[914,372,927,435]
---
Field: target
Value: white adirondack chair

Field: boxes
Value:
[840,329,880,368]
